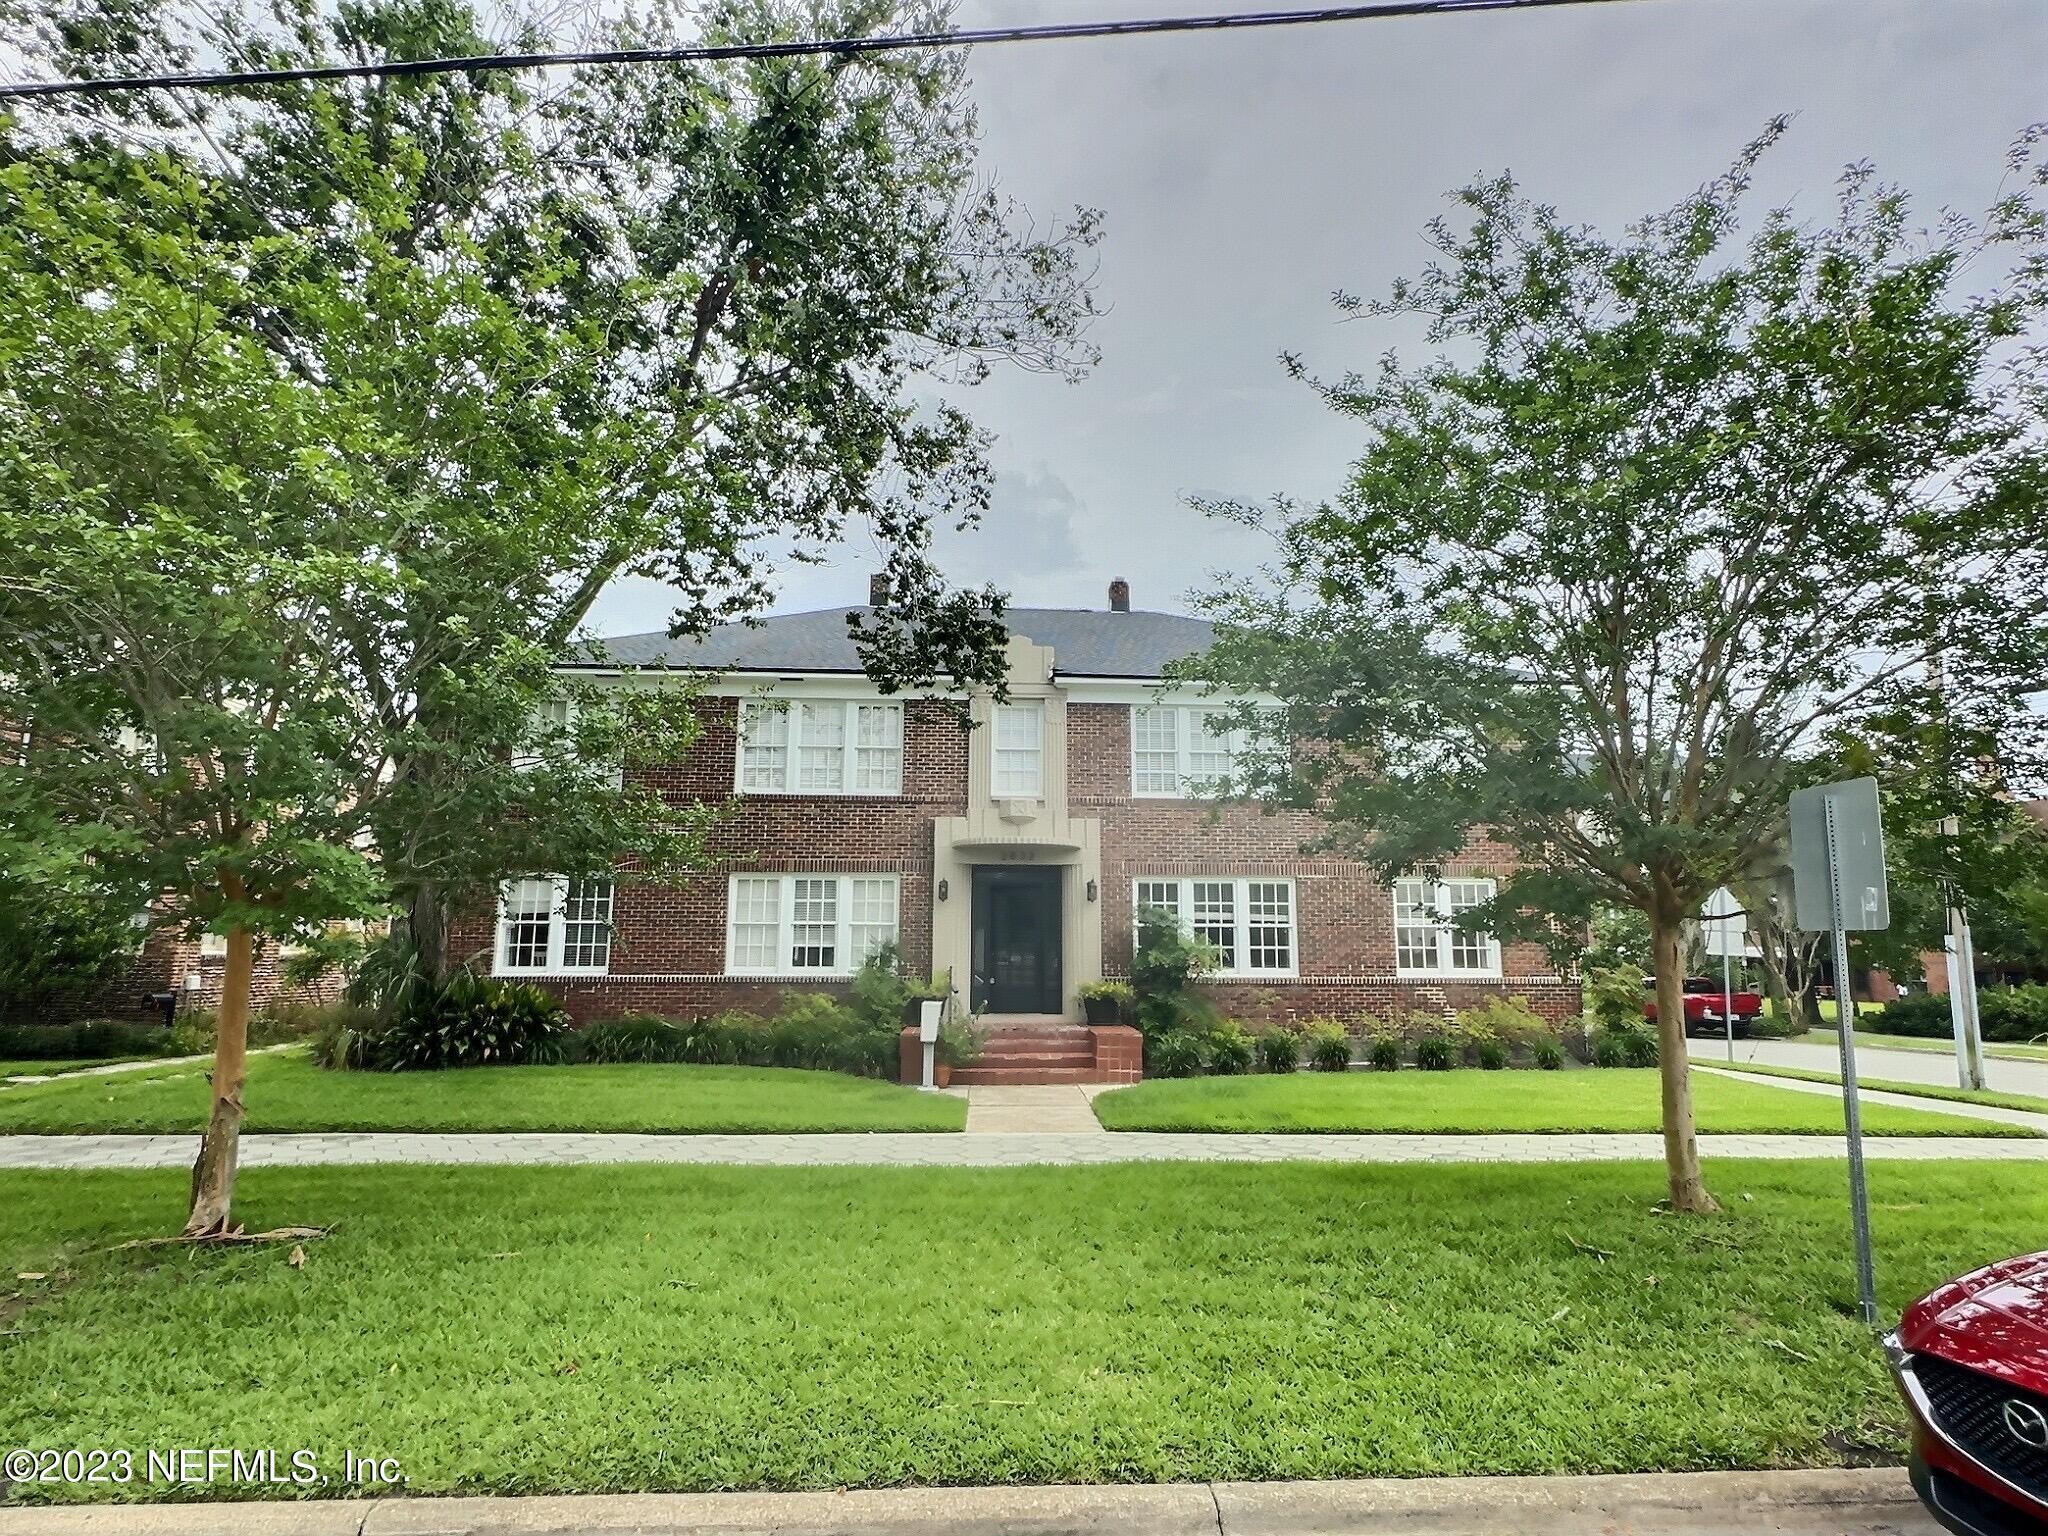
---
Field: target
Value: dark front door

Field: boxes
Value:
[971,866,1063,1015]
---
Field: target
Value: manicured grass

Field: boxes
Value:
[0,1051,965,1135]
[1711,1060,2048,1117]
[1089,1067,2034,1136]
[1798,1028,2048,1062]
[2,1160,2043,1501]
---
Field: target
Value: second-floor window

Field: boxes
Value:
[1392,876,1501,976]
[1132,704,1273,797]
[992,703,1043,797]
[496,875,615,974]
[738,699,902,795]
[1133,876,1297,977]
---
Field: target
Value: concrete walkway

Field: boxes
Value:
[1,1042,290,1086]
[1733,1035,2048,1098]
[0,1467,1941,1535]
[958,1082,1113,1133]
[1695,1063,2048,1136]
[1,1127,2040,1168]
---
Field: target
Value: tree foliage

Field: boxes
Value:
[0,0,1102,1230]
[1193,121,2048,1210]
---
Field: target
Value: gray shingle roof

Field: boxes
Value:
[564,606,1216,680]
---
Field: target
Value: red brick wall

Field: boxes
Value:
[36,923,338,1027]
[449,696,972,1015]
[459,695,1579,1029]
[1070,704,1575,1030]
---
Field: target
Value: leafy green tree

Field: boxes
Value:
[0,146,396,1232]
[23,0,1102,977]
[1192,122,2048,1212]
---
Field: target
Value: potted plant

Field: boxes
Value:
[933,1008,987,1086]
[1079,979,1135,1025]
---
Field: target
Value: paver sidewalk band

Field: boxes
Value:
[0,1129,2040,1169]
[0,1469,1938,1535]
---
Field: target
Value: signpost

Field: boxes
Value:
[1938,817,1989,1092]
[1788,776,1890,1326]
[1701,887,1746,1065]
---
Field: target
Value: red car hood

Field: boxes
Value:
[1900,1251,2048,1397]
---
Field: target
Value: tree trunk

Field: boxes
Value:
[1649,903,1718,1213]
[407,885,453,986]
[184,922,252,1237]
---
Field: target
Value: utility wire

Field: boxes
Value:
[0,0,1642,101]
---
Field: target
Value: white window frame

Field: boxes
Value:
[1131,876,1298,979]
[991,702,1044,798]
[1131,704,1277,798]
[735,698,902,797]
[724,873,902,978]
[197,930,229,959]
[494,874,615,975]
[1392,876,1502,978]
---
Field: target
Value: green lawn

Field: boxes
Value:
[0,1051,964,1135]
[1799,1028,2048,1062]
[1710,1060,2048,1117]
[2,1160,2042,1501]
[1090,1067,2033,1136]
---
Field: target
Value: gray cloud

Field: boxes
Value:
[588,0,2048,638]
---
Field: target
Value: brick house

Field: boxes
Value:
[458,579,1576,1082]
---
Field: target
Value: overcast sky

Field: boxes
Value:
[586,0,2048,637]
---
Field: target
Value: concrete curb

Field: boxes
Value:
[0,1468,1938,1535]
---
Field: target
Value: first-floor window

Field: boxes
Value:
[1132,876,1296,977]
[1392,876,1500,976]
[726,873,901,976]
[496,875,614,974]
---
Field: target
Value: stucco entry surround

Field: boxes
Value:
[930,636,1103,1020]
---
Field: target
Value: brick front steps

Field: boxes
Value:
[900,1022,1141,1086]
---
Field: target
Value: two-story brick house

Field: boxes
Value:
[466,578,1574,1082]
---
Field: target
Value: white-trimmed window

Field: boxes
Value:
[992,703,1044,797]
[738,699,901,795]
[1131,876,1296,978]
[1392,876,1501,976]
[1131,704,1278,797]
[495,875,615,974]
[198,930,229,959]
[725,873,901,976]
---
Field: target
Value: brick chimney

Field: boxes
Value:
[869,572,890,608]
[1108,578,1130,613]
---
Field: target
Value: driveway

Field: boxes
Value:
[1725,1036,2048,1098]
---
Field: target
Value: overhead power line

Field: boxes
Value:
[0,0,1641,101]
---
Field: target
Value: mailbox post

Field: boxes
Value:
[917,999,943,1092]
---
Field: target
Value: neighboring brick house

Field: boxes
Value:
[455,579,1576,1081]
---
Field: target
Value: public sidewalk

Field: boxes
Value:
[0,1127,2040,1168]
[0,1467,1942,1535]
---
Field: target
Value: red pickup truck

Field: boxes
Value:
[1643,976,1763,1038]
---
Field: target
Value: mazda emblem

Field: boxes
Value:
[2004,1398,2048,1448]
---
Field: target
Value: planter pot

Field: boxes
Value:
[1083,996,1120,1025]
[934,1062,953,1088]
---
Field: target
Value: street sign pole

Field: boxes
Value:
[1790,776,1888,1330]
[1825,797,1879,1326]
[1721,944,1735,1065]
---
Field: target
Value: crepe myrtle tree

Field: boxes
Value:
[0,142,715,1236]
[18,0,1100,980]
[1190,121,2048,1212]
